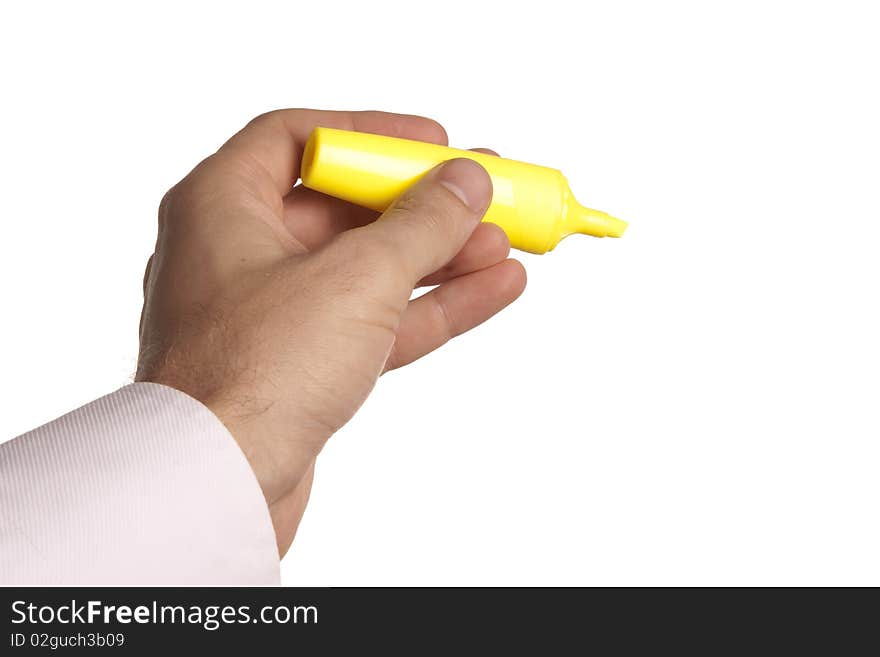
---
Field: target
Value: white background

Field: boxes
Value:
[1,1,878,585]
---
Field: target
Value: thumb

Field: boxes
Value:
[361,158,493,282]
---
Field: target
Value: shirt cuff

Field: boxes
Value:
[0,382,280,585]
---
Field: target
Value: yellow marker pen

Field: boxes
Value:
[300,127,626,254]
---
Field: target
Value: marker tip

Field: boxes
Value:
[604,214,627,238]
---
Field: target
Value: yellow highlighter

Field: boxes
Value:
[300,127,626,254]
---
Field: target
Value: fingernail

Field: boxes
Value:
[436,158,492,212]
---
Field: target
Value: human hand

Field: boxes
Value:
[136,110,526,555]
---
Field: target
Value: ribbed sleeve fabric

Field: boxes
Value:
[0,383,280,585]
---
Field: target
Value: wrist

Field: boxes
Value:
[138,365,326,505]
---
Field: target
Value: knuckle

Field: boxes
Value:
[333,230,411,282]
[158,156,255,227]
[157,185,179,231]
[246,109,285,130]
[244,108,303,133]
[142,254,155,294]
[432,290,458,342]
[391,193,449,237]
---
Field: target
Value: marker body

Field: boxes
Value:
[301,127,626,254]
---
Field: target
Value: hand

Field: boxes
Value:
[136,109,527,555]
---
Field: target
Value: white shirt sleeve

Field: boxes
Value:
[0,382,280,585]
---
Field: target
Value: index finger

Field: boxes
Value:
[218,109,449,198]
